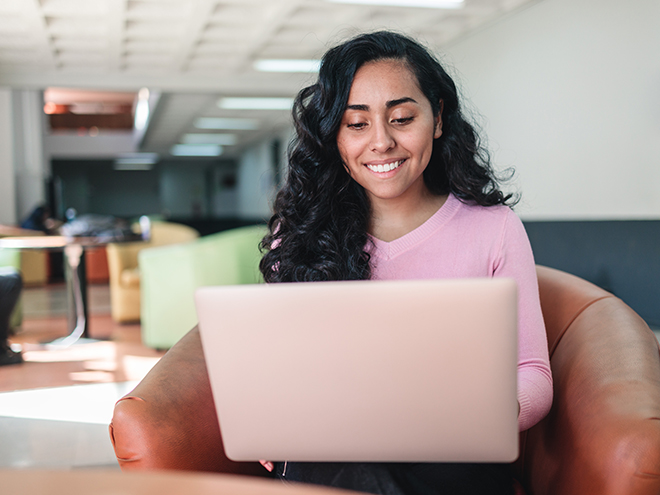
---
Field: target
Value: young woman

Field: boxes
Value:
[259,31,552,495]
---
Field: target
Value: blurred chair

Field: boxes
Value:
[138,224,267,349]
[0,248,23,329]
[0,243,48,288]
[106,222,199,323]
[85,247,110,284]
[110,266,660,494]
[18,251,48,286]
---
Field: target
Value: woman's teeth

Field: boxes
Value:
[366,160,403,173]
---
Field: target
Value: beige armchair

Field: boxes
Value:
[106,222,199,323]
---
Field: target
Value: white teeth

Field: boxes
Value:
[367,160,402,173]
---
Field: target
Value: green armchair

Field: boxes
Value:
[0,248,22,329]
[138,224,268,349]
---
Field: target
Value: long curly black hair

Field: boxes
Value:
[260,31,514,283]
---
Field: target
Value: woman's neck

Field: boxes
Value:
[369,188,448,242]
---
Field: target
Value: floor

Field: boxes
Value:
[0,282,166,470]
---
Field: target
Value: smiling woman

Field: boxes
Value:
[257,31,552,495]
[261,30,514,283]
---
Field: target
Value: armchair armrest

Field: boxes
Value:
[517,267,660,495]
[109,326,266,476]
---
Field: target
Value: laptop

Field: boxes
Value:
[195,277,519,463]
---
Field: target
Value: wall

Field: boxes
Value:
[52,160,160,219]
[444,0,660,220]
[237,138,277,220]
[0,89,49,225]
[45,132,136,159]
[0,89,16,225]
[51,158,241,221]
[160,161,210,218]
[11,90,49,222]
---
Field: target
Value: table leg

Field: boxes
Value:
[47,244,88,347]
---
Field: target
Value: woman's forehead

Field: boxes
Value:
[347,59,425,106]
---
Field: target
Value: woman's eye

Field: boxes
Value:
[392,117,414,124]
[347,122,366,129]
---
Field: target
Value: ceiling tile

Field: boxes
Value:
[40,0,110,17]
[0,0,539,157]
[0,15,29,34]
[47,17,109,37]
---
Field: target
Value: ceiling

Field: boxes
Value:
[0,0,538,159]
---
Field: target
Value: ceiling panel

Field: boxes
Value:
[0,0,541,159]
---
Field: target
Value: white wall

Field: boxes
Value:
[12,90,48,222]
[0,89,16,224]
[444,0,660,220]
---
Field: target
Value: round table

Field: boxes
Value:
[0,470,356,495]
[0,235,141,347]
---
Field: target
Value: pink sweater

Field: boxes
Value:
[368,193,553,431]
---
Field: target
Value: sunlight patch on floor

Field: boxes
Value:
[0,382,137,425]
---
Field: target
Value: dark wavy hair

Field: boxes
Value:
[260,31,514,283]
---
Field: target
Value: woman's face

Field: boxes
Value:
[336,59,442,207]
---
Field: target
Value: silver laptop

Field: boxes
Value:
[195,277,519,463]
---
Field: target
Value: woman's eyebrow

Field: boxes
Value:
[345,97,418,112]
[346,104,369,111]
[386,97,417,108]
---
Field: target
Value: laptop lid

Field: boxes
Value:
[195,277,518,463]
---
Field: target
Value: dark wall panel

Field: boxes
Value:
[524,220,660,328]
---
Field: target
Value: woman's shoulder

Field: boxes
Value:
[452,195,516,223]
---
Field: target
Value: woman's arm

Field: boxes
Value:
[494,210,553,431]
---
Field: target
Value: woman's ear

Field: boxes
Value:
[434,100,444,139]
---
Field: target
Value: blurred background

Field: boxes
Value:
[0,0,658,320]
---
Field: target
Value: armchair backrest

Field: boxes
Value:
[138,224,267,349]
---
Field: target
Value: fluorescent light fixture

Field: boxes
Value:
[114,152,159,170]
[182,133,237,145]
[218,97,294,110]
[325,0,463,7]
[194,117,259,130]
[114,162,154,171]
[254,59,321,73]
[171,144,223,157]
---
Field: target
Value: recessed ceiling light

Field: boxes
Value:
[254,59,321,73]
[114,153,159,170]
[325,0,463,7]
[114,162,154,171]
[170,144,223,157]
[194,117,260,130]
[217,97,294,110]
[182,133,237,145]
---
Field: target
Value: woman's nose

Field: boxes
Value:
[369,121,395,153]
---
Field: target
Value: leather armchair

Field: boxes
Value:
[109,266,660,494]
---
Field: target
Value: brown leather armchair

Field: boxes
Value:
[109,266,660,494]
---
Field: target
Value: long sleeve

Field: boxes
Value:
[494,210,553,431]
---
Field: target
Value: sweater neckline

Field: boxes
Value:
[369,193,461,260]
